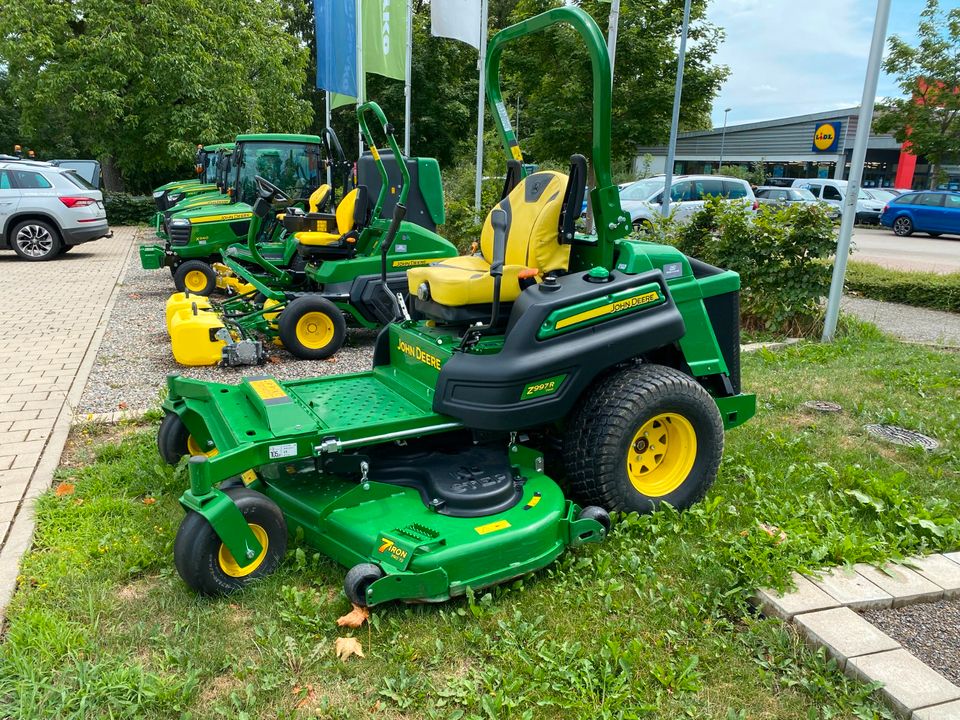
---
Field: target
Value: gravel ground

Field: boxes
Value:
[862,599,960,686]
[77,231,378,415]
[842,295,960,347]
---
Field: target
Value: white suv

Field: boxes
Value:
[0,160,110,261]
[618,174,757,231]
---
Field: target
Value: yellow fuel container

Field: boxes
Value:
[166,292,212,335]
[169,305,227,366]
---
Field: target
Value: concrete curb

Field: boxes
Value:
[756,554,960,719]
[0,234,137,624]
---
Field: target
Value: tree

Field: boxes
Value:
[501,0,727,167]
[874,0,960,189]
[0,0,312,192]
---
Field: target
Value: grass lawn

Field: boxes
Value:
[1,323,957,719]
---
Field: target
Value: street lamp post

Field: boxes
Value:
[718,107,732,170]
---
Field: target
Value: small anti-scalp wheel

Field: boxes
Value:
[173,260,218,296]
[563,364,724,514]
[344,563,384,607]
[157,412,212,464]
[277,296,347,360]
[174,488,287,596]
[577,506,612,534]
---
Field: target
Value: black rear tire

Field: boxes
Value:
[892,216,914,237]
[562,364,724,514]
[277,296,347,360]
[173,260,217,296]
[174,488,287,596]
[344,563,384,607]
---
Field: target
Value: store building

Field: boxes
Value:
[634,106,959,190]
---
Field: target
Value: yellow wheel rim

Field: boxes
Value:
[626,413,697,497]
[184,270,208,293]
[218,523,269,578]
[295,311,334,350]
[186,435,217,457]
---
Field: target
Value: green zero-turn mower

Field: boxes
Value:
[157,6,756,607]
[166,104,458,367]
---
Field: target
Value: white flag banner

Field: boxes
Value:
[431,0,482,49]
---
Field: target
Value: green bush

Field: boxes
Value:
[103,192,155,226]
[658,196,838,335]
[845,261,960,313]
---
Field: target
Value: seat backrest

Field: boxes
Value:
[335,185,370,236]
[308,184,332,213]
[478,171,571,274]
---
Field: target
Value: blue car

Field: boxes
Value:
[880,190,960,238]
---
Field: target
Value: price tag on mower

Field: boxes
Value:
[268,443,298,460]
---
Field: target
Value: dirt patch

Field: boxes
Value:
[117,576,160,603]
[61,420,153,468]
[198,671,243,706]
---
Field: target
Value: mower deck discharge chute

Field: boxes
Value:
[166,107,458,366]
[158,6,756,607]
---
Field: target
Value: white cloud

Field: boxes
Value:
[706,0,910,126]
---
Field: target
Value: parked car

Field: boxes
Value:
[754,186,840,219]
[879,190,960,238]
[49,159,103,189]
[864,188,902,204]
[0,160,110,260]
[790,178,886,224]
[618,174,757,231]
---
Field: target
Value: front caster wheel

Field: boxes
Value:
[577,506,612,534]
[344,563,384,607]
[278,296,347,360]
[173,260,218,296]
[157,412,212,464]
[174,488,287,596]
[563,363,724,514]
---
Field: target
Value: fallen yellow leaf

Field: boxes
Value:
[758,522,787,544]
[142,497,157,506]
[336,604,369,628]
[55,483,75,497]
[334,636,364,661]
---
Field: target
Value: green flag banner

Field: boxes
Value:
[362,0,406,81]
[331,92,356,109]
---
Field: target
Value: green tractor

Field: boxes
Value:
[140,133,329,295]
[157,6,755,607]
[152,143,233,212]
[154,144,239,241]
[166,107,458,365]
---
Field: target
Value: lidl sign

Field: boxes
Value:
[812,122,841,153]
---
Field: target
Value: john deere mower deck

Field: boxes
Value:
[157,6,756,607]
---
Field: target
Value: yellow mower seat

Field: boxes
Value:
[407,171,571,307]
[296,187,366,247]
[276,184,332,223]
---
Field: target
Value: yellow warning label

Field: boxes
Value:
[474,519,511,535]
[249,378,287,400]
[241,470,258,485]
[525,494,541,508]
[510,145,523,162]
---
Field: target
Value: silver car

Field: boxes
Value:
[618,174,757,231]
[754,186,840,220]
[0,160,110,261]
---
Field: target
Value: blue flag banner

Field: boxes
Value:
[315,0,357,96]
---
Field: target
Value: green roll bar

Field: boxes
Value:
[484,6,631,270]
[357,101,411,221]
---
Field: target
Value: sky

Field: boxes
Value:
[706,0,950,128]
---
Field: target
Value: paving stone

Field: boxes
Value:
[794,607,900,669]
[943,552,960,567]
[909,554,960,600]
[811,566,893,610]
[855,563,943,608]
[913,699,960,719]
[755,572,841,620]
[846,649,960,719]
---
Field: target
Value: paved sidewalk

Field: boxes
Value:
[0,228,136,618]
[842,296,960,347]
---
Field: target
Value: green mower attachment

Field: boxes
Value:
[158,5,755,607]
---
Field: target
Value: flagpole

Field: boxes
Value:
[356,0,365,158]
[403,0,413,156]
[473,0,489,215]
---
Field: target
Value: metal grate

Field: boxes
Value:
[864,424,939,451]
[803,400,843,413]
[395,523,440,542]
